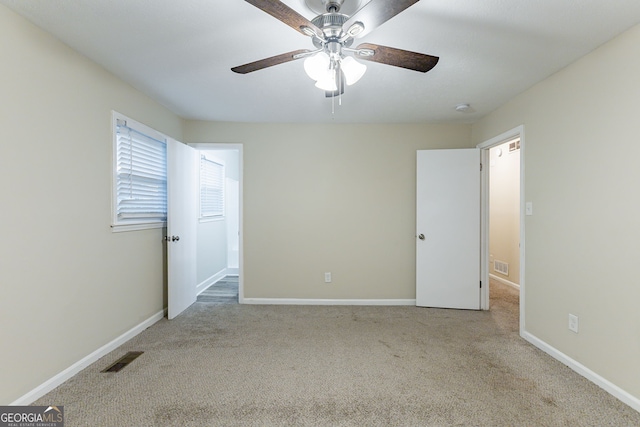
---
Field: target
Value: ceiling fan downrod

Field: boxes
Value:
[324,0,344,13]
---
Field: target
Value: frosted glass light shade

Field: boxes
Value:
[341,56,367,85]
[315,68,338,91]
[304,52,330,82]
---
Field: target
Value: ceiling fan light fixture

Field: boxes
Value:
[315,68,338,91]
[340,56,366,85]
[233,0,440,103]
[304,52,330,82]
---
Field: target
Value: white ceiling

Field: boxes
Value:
[3,0,640,123]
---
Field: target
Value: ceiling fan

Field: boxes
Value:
[231,0,439,97]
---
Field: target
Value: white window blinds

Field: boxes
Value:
[200,155,224,218]
[115,119,167,223]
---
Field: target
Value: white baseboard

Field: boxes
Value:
[226,267,239,276]
[196,269,227,296]
[522,331,640,413]
[11,309,165,406]
[489,273,520,290]
[242,298,416,306]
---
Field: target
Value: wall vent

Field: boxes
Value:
[494,260,509,276]
[509,140,520,152]
[102,351,144,373]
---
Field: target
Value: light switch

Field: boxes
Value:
[525,202,533,216]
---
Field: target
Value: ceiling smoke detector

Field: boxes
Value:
[455,103,473,113]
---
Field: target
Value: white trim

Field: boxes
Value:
[11,309,165,405]
[522,331,640,413]
[226,268,239,276]
[111,222,166,233]
[198,216,225,224]
[196,269,228,296]
[489,273,520,290]
[242,298,417,306]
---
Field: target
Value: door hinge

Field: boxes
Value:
[480,163,483,171]
[480,280,482,288]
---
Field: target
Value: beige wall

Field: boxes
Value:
[0,5,183,404]
[185,122,472,300]
[489,142,520,285]
[473,24,640,400]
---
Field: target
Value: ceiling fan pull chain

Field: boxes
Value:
[339,70,343,106]
[332,90,335,115]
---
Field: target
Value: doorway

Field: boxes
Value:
[489,139,520,291]
[478,126,525,333]
[191,143,243,305]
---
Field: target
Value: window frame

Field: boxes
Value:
[111,111,168,232]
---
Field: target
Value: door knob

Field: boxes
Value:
[418,234,425,240]
[172,236,180,242]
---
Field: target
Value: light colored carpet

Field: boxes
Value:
[34,281,640,426]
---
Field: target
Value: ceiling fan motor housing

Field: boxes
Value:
[311,13,354,48]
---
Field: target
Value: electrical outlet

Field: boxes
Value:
[568,314,579,333]
[324,272,332,283]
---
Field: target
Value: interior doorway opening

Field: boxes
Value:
[191,143,243,305]
[478,126,525,334]
[489,139,521,292]
[488,139,521,328]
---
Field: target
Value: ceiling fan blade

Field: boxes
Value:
[231,49,312,74]
[355,43,439,73]
[343,0,420,38]
[244,0,323,38]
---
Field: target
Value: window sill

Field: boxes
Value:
[199,216,225,224]
[111,222,166,233]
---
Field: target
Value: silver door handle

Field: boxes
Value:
[418,234,425,240]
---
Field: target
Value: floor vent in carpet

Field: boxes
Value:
[102,351,144,373]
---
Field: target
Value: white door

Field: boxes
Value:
[167,139,197,319]
[416,149,481,309]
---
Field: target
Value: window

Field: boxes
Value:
[112,112,167,231]
[200,154,224,219]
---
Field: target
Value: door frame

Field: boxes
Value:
[477,125,525,334]
[189,142,244,304]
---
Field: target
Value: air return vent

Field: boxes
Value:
[509,140,520,152]
[494,260,509,276]
[102,351,144,373]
